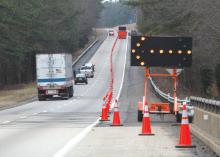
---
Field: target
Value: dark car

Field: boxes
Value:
[74,73,88,85]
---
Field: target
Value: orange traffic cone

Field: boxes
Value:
[175,102,196,148]
[110,99,123,126]
[100,98,109,121]
[106,90,112,111]
[106,98,111,112]
[139,104,154,136]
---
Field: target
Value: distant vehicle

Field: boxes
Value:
[108,30,114,36]
[36,53,74,101]
[74,73,88,85]
[80,65,94,78]
[84,62,95,72]
[118,26,127,39]
[131,30,138,36]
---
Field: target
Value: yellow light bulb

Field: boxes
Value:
[169,50,173,54]
[187,50,192,55]
[132,49,136,53]
[136,43,141,47]
[150,49,154,53]
[178,50,182,54]
[140,62,145,66]
[136,55,140,59]
[159,49,164,54]
[141,37,146,41]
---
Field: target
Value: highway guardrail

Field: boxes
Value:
[72,32,107,67]
[149,77,189,104]
[190,96,220,114]
[149,77,220,114]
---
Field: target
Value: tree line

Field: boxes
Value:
[0,0,102,87]
[97,1,136,28]
[127,0,220,98]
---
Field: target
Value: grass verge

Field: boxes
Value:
[0,83,36,108]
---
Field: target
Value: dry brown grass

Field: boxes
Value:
[0,83,37,108]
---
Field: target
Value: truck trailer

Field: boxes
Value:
[118,26,127,39]
[36,53,74,100]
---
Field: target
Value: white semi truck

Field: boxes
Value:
[36,53,74,100]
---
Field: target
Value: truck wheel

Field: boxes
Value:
[138,110,143,122]
[69,86,73,97]
[85,81,88,84]
[62,97,68,100]
[38,95,46,101]
[61,88,69,100]
[62,95,69,100]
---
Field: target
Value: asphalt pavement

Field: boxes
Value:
[0,33,216,157]
[66,36,217,157]
[0,32,121,157]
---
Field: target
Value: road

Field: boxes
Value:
[0,31,126,157]
[0,32,216,157]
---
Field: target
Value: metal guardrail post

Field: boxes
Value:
[190,96,220,114]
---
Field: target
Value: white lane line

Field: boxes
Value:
[110,38,128,109]
[32,113,39,116]
[1,121,11,124]
[19,116,27,119]
[53,118,100,157]
[53,37,129,157]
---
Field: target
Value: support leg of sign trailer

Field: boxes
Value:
[173,68,178,115]
[139,67,155,136]
[144,69,148,107]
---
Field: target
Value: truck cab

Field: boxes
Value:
[118,26,127,39]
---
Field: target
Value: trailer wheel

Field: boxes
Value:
[38,95,46,101]
[138,110,143,122]
[176,113,181,123]
[189,116,193,123]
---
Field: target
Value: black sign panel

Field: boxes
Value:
[130,36,192,67]
[119,26,126,31]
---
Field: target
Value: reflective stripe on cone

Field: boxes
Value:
[175,102,196,148]
[139,103,154,136]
